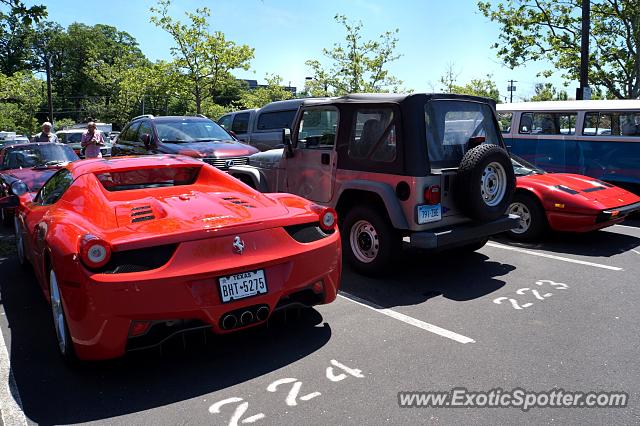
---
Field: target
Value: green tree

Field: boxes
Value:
[305,14,403,95]
[478,0,640,99]
[234,74,293,109]
[0,10,36,75]
[0,0,46,25]
[150,0,254,113]
[0,71,44,134]
[528,83,569,101]
[438,65,502,102]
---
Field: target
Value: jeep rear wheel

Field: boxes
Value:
[342,207,399,276]
[454,144,515,222]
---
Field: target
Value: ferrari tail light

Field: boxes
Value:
[318,208,338,232]
[129,321,151,337]
[80,234,111,269]
[424,185,441,205]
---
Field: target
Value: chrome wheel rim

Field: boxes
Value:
[350,220,379,264]
[508,202,531,234]
[14,217,24,264]
[49,269,67,354]
[481,162,507,207]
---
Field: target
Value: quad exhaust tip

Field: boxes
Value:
[240,310,254,325]
[221,314,237,330]
[256,306,269,321]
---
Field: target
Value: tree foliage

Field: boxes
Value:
[478,0,640,99]
[0,0,46,25]
[0,71,44,133]
[438,64,502,102]
[527,83,569,101]
[234,74,293,109]
[150,0,254,113]
[305,14,403,95]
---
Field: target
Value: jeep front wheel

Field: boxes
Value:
[342,207,399,276]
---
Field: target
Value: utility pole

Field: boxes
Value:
[507,80,517,103]
[577,0,591,100]
[45,54,53,124]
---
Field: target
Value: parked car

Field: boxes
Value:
[230,93,519,275]
[1,154,340,361]
[56,129,112,158]
[112,115,259,170]
[0,142,79,225]
[507,154,640,240]
[218,99,306,151]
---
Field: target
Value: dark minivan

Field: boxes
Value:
[112,115,259,170]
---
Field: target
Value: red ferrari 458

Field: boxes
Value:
[508,155,640,240]
[0,155,341,361]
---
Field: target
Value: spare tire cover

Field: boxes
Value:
[454,144,515,222]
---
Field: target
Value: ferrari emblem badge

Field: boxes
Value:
[232,236,245,254]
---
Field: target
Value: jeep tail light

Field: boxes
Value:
[318,208,338,232]
[424,185,441,205]
[79,234,111,269]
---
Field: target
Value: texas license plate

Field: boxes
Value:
[218,270,268,303]
[417,204,442,224]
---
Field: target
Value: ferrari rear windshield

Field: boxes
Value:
[95,167,200,191]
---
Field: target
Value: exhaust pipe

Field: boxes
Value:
[256,306,269,321]
[240,310,254,325]
[221,314,237,330]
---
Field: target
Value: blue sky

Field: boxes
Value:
[38,0,569,100]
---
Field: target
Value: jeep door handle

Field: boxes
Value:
[321,153,330,165]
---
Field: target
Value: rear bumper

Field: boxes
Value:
[409,214,520,249]
[57,229,341,360]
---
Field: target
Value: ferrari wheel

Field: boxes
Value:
[507,192,547,241]
[49,268,76,362]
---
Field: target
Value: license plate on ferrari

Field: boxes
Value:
[417,204,442,224]
[219,270,267,303]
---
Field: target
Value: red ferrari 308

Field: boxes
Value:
[0,155,341,361]
[508,155,640,240]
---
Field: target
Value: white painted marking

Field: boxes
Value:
[242,413,265,424]
[0,319,27,426]
[632,249,640,255]
[486,242,623,271]
[299,392,321,401]
[338,293,475,344]
[613,224,640,231]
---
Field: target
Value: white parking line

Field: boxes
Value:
[632,249,640,255]
[0,322,27,426]
[486,242,623,271]
[613,224,640,231]
[337,293,475,344]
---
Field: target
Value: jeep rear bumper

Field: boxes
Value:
[409,214,520,250]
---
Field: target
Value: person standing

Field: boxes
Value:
[81,122,104,158]
[32,121,59,143]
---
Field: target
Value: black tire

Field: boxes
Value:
[48,267,77,363]
[14,217,29,270]
[341,206,400,276]
[506,192,547,241]
[1,208,12,227]
[454,144,515,222]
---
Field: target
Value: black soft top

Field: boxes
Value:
[301,93,496,108]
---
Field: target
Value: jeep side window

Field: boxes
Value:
[297,108,338,149]
[349,108,396,162]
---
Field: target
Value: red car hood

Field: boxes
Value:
[5,167,59,192]
[517,173,640,209]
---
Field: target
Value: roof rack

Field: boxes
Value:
[131,114,154,121]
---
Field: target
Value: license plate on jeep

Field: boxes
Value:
[417,204,442,224]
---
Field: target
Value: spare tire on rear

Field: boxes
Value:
[454,144,515,222]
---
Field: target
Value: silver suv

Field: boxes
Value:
[230,93,519,275]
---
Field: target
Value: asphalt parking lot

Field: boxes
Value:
[0,221,639,425]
